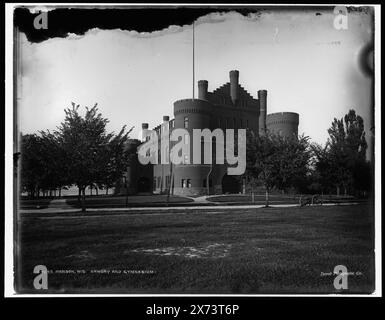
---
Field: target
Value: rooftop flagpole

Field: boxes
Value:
[192,21,195,100]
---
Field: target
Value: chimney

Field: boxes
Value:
[198,80,208,100]
[141,123,149,142]
[229,70,239,104]
[258,90,267,135]
[162,116,170,134]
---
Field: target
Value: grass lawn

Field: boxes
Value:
[18,203,374,294]
[207,194,358,204]
[20,198,54,210]
[208,194,299,204]
[65,195,193,208]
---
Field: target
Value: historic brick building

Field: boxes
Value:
[119,70,299,196]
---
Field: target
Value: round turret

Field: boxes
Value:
[266,112,299,138]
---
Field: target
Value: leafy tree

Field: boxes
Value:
[55,103,131,211]
[325,109,369,195]
[273,134,311,193]
[39,130,70,196]
[20,134,44,197]
[97,126,133,195]
[245,130,312,206]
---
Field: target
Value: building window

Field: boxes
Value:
[184,116,189,128]
[181,179,191,188]
[240,119,243,127]
[246,119,249,128]
[153,178,157,190]
[218,118,221,128]
[184,154,189,164]
[225,118,229,128]
[184,134,189,144]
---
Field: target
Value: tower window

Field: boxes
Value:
[187,179,191,188]
[184,117,189,128]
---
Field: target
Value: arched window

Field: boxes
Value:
[184,116,189,128]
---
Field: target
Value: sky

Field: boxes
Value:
[18,8,374,155]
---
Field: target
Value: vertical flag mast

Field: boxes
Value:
[192,21,195,99]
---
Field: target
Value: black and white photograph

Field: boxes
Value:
[4,3,381,299]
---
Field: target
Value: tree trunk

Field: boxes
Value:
[251,185,255,203]
[78,187,81,204]
[265,188,269,207]
[336,185,340,197]
[81,188,86,213]
[90,186,92,196]
[106,187,108,195]
[59,188,61,197]
[96,187,98,196]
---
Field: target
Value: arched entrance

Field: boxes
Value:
[221,175,241,194]
[137,177,151,193]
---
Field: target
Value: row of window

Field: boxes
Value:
[154,175,171,189]
[182,179,213,188]
[154,177,213,189]
[218,117,249,129]
[217,97,250,107]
